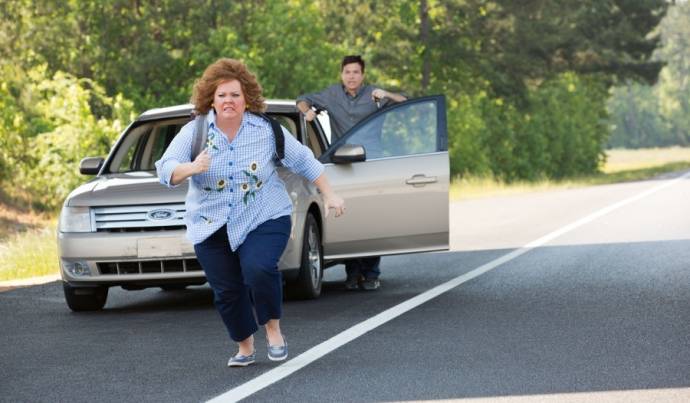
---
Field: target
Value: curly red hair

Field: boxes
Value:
[191,58,265,114]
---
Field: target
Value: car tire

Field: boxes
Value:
[63,282,108,311]
[285,213,323,300]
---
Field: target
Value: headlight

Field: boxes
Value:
[59,206,93,233]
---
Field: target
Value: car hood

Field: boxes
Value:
[66,171,187,207]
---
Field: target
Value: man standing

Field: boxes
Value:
[297,55,407,291]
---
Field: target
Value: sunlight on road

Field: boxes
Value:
[395,387,690,403]
[449,175,690,252]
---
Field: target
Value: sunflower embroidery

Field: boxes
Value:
[215,179,226,191]
[205,131,219,150]
[243,163,259,182]
[242,189,256,204]
[206,138,219,150]
[203,178,229,192]
[241,162,263,205]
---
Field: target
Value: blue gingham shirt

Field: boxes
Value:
[155,110,324,250]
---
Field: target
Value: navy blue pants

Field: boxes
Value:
[194,216,291,342]
[345,256,381,280]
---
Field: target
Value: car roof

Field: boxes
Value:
[136,99,298,122]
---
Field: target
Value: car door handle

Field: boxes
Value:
[405,174,437,187]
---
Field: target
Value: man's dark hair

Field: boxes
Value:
[341,55,365,72]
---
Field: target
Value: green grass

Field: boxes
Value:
[452,147,690,200]
[0,222,59,282]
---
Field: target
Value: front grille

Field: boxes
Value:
[97,259,203,275]
[106,225,186,233]
[93,203,185,232]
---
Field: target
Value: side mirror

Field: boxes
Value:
[79,157,104,175]
[332,144,366,164]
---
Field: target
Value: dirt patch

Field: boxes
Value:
[0,202,54,241]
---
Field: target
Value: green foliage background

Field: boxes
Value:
[608,2,690,149]
[0,0,680,210]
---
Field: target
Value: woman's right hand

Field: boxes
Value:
[192,148,211,174]
[169,149,211,185]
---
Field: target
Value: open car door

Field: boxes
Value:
[320,95,449,259]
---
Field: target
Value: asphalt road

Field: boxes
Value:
[2,172,690,402]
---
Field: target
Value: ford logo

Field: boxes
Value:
[147,208,175,221]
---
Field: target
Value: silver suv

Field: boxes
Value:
[58,97,449,311]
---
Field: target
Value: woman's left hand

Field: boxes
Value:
[312,174,345,218]
[323,192,345,218]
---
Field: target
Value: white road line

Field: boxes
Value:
[208,171,690,403]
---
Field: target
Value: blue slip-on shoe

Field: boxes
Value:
[227,352,256,367]
[267,336,288,362]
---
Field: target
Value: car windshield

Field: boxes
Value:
[108,118,190,173]
[107,113,305,174]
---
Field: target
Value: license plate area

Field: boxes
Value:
[137,237,182,258]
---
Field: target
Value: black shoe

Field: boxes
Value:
[360,278,380,291]
[344,275,360,291]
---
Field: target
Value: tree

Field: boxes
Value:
[607,1,690,148]
[654,1,690,145]
[0,61,133,209]
[0,0,675,203]
[189,0,340,99]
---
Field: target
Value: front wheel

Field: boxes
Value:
[285,213,323,300]
[63,282,108,311]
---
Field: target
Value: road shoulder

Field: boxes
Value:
[0,274,61,292]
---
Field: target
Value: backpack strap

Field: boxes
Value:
[256,112,285,160]
[190,114,207,161]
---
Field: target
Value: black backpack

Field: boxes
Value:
[190,112,285,162]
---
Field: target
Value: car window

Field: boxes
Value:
[342,100,438,160]
[316,111,332,146]
[271,114,297,139]
[115,131,146,172]
[141,122,185,170]
[271,113,327,158]
[110,125,150,173]
[306,121,325,158]
[110,118,188,173]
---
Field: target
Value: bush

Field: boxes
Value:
[526,73,608,178]
[448,72,609,181]
[1,64,134,210]
[447,92,491,178]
